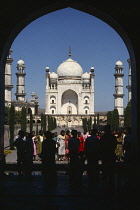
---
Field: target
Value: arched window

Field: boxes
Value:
[84,106,89,114]
[50,95,56,104]
[50,106,56,114]
[84,96,89,104]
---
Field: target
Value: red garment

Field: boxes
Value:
[78,136,84,152]
[65,134,71,155]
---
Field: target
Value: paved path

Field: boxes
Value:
[5,149,69,164]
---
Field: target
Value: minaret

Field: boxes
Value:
[90,66,95,114]
[5,49,14,106]
[45,66,50,114]
[113,60,124,116]
[15,59,26,101]
[126,58,132,102]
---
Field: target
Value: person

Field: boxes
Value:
[24,132,34,178]
[52,132,59,160]
[82,129,89,141]
[57,130,66,161]
[36,130,44,161]
[123,127,133,165]
[100,124,117,185]
[14,130,26,175]
[68,130,81,186]
[115,132,123,162]
[84,129,100,186]
[32,131,37,161]
[77,131,85,163]
[65,130,71,161]
[123,127,133,183]
[41,131,57,184]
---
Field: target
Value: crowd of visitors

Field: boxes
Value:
[13,125,132,185]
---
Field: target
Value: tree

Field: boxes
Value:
[47,115,57,131]
[53,117,57,129]
[43,114,46,132]
[124,100,132,128]
[15,110,21,124]
[87,116,92,131]
[9,104,15,149]
[82,118,87,131]
[4,106,10,125]
[41,113,46,132]
[107,111,113,126]
[41,113,44,130]
[29,109,33,133]
[112,109,119,130]
[21,107,27,132]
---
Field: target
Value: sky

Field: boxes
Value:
[11,8,129,112]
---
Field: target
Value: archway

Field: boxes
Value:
[0,2,137,163]
[61,89,78,114]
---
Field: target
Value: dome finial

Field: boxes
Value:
[68,46,72,57]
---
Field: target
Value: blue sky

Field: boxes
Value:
[11,8,129,112]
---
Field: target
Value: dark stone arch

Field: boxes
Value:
[0,1,138,165]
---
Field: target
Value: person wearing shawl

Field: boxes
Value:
[57,130,66,161]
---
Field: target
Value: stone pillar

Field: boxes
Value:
[0,60,5,174]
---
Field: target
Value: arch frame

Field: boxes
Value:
[0,2,137,161]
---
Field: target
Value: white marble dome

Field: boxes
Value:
[82,72,90,79]
[17,59,24,65]
[57,58,83,77]
[50,72,58,79]
[116,60,123,66]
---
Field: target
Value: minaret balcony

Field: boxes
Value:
[15,93,26,96]
[16,72,26,76]
[6,58,13,63]
[5,85,13,89]
[113,93,124,97]
[114,73,124,76]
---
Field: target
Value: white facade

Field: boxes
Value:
[113,60,124,116]
[45,56,95,127]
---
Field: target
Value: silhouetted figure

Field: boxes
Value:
[68,130,81,187]
[100,124,117,186]
[41,131,57,185]
[85,128,100,187]
[23,133,34,178]
[14,130,26,175]
[123,127,133,182]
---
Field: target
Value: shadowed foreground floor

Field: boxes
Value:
[0,173,139,210]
